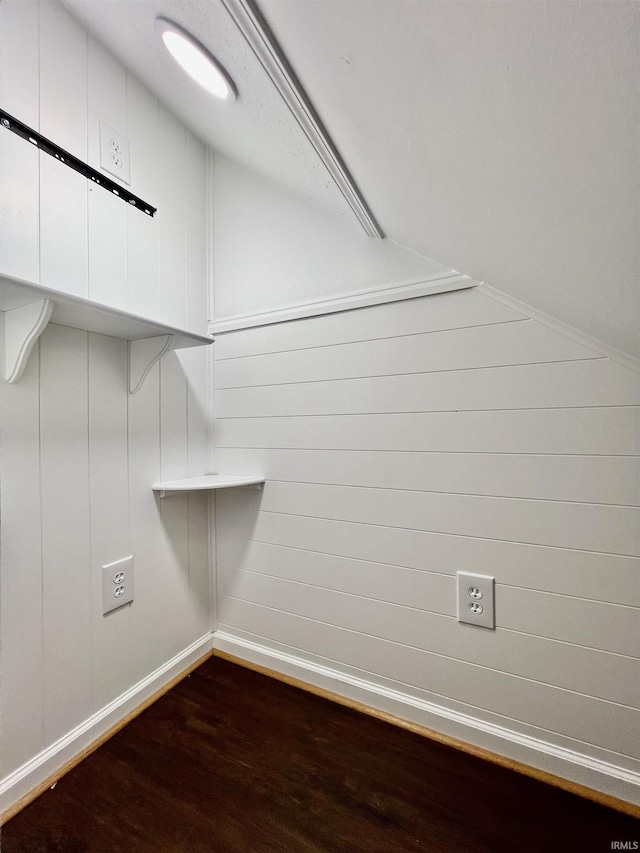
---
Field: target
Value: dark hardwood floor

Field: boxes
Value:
[3,656,638,852]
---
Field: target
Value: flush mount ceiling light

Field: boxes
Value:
[155,16,237,102]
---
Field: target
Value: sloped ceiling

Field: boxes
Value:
[258,0,639,359]
[62,0,638,357]
[60,0,365,227]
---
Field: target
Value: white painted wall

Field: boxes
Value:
[1,327,210,779]
[212,155,452,319]
[60,0,365,229]
[1,0,637,813]
[212,291,640,797]
[210,167,640,798]
[259,0,640,360]
[0,0,211,799]
[0,0,208,333]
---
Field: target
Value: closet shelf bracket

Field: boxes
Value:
[128,334,174,394]
[4,299,53,383]
[1,274,214,389]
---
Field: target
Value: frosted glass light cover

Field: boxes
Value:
[156,17,237,102]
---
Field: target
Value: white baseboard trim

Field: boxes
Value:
[0,633,214,820]
[208,273,476,335]
[212,630,640,808]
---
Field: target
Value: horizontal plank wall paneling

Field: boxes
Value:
[0,0,212,813]
[214,447,640,505]
[0,0,209,335]
[217,507,640,607]
[215,319,597,388]
[217,481,639,556]
[214,408,640,456]
[216,359,640,417]
[215,509,639,607]
[217,572,639,708]
[213,286,640,798]
[215,539,639,658]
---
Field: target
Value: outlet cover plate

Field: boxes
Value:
[99,121,131,185]
[457,572,495,629]
[102,555,134,615]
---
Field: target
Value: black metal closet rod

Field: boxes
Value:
[0,108,156,218]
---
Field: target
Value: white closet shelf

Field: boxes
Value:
[0,275,213,391]
[152,475,265,497]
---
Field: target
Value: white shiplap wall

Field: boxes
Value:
[0,0,208,332]
[1,327,211,783]
[0,0,211,800]
[212,287,640,796]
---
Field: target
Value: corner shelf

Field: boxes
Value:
[152,475,265,498]
[0,274,213,392]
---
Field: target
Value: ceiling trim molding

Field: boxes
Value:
[478,284,640,375]
[208,273,476,334]
[219,0,384,238]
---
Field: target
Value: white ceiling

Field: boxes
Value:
[61,0,363,227]
[258,0,639,359]
[62,0,639,357]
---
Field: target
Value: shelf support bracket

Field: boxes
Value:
[4,299,54,383]
[128,334,173,394]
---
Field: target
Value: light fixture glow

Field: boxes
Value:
[155,17,237,102]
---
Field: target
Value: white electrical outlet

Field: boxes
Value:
[102,556,134,615]
[457,572,495,629]
[99,121,131,185]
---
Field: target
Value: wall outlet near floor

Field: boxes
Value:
[102,556,134,615]
[99,121,131,185]
[457,572,495,629]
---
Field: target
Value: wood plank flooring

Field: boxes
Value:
[3,657,639,852]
